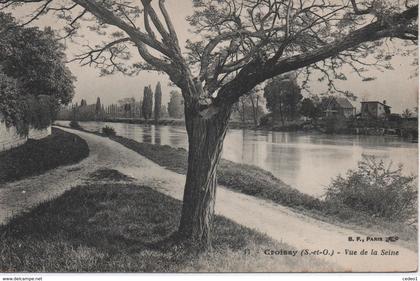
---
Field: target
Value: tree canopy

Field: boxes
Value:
[0,12,75,134]
[154,82,162,123]
[264,73,302,122]
[142,85,153,120]
[300,97,321,120]
[96,97,102,114]
[168,90,184,119]
[3,0,415,113]
[0,71,22,129]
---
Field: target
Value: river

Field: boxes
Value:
[55,120,418,197]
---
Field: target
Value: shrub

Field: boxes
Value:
[69,120,81,129]
[102,125,116,136]
[324,155,417,223]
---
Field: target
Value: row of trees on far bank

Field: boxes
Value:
[231,73,308,127]
[234,73,330,128]
[62,73,309,127]
[63,70,419,129]
[58,83,185,123]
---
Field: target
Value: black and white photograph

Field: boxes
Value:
[0,0,418,275]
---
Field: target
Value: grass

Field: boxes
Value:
[53,124,417,247]
[88,168,135,182]
[0,127,89,184]
[110,135,323,209]
[108,135,417,246]
[0,181,332,272]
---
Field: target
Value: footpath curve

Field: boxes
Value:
[0,126,417,272]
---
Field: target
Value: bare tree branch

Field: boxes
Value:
[349,0,371,15]
[214,4,419,107]
[18,0,51,26]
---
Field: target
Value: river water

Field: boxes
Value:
[55,120,418,197]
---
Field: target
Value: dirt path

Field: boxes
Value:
[0,127,417,272]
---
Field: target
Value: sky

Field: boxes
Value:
[9,1,419,114]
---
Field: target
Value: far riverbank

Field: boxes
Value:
[57,116,418,141]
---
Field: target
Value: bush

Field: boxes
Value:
[69,120,81,129]
[324,155,417,223]
[102,125,116,136]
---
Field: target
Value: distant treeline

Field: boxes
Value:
[57,82,184,123]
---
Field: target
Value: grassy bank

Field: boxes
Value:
[0,127,89,184]
[108,135,417,245]
[110,135,321,208]
[0,178,331,272]
[53,124,417,245]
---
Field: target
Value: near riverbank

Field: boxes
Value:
[56,124,417,248]
[2,126,415,271]
[0,180,331,272]
[0,128,89,184]
[109,134,418,247]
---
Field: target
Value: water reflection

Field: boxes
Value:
[154,126,161,145]
[56,120,418,197]
[168,126,186,148]
[142,125,152,144]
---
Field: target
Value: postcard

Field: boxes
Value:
[0,0,418,274]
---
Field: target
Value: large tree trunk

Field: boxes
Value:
[178,103,231,250]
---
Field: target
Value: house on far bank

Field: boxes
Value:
[322,97,355,118]
[360,100,391,119]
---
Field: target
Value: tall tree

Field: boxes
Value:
[5,0,417,250]
[402,108,413,118]
[249,93,261,128]
[118,97,136,118]
[0,14,74,106]
[167,90,184,119]
[154,82,162,124]
[264,74,302,124]
[233,90,263,127]
[142,85,153,121]
[235,96,248,124]
[300,98,320,120]
[0,12,75,135]
[160,104,168,118]
[95,97,102,118]
[0,71,21,129]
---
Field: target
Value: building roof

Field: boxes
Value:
[361,101,391,108]
[334,97,354,109]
